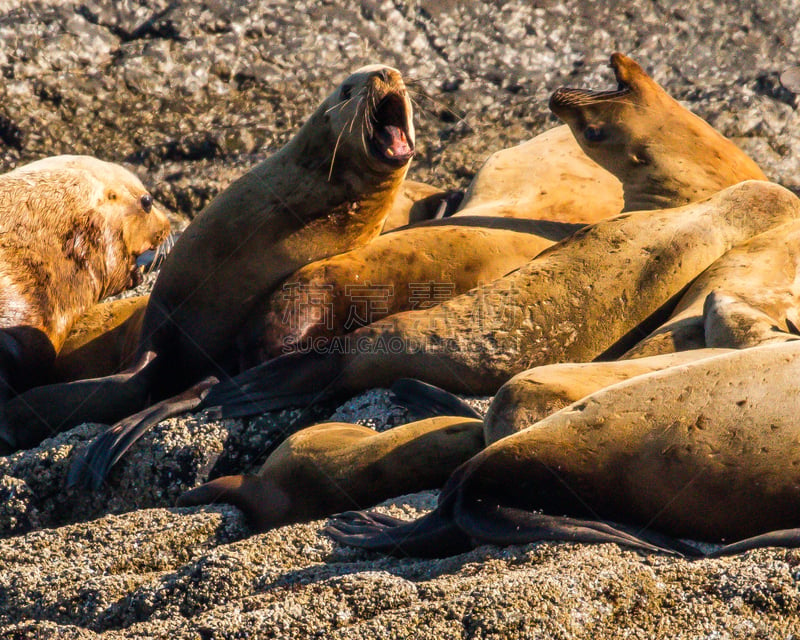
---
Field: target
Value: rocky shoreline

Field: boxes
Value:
[2,1,800,637]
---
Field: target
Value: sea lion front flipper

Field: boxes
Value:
[67,375,219,489]
[706,528,800,558]
[325,508,474,558]
[390,378,484,420]
[200,351,346,417]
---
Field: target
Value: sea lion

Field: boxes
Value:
[549,53,767,212]
[327,341,800,557]
[0,156,170,450]
[177,416,484,532]
[205,180,800,417]
[49,295,148,382]
[381,180,462,231]
[241,216,583,363]
[623,219,800,358]
[7,64,416,456]
[454,125,624,223]
[482,349,734,443]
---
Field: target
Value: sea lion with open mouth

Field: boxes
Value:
[549,52,767,211]
[0,156,170,453]
[6,64,416,460]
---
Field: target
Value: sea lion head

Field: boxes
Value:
[549,53,766,211]
[304,64,415,180]
[49,157,172,294]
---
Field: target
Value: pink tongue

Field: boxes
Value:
[377,125,412,157]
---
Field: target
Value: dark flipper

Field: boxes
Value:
[200,351,345,418]
[706,528,800,558]
[67,376,219,489]
[390,378,484,421]
[455,500,699,557]
[325,508,474,558]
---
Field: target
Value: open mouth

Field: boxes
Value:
[369,92,414,166]
[549,60,632,111]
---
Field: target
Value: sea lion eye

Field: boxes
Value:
[141,194,153,213]
[583,126,606,143]
[341,84,352,100]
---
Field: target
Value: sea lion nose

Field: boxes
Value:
[375,68,390,83]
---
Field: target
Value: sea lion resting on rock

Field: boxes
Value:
[327,341,800,557]
[454,124,624,222]
[7,64,416,458]
[204,180,800,416]
[0,156,170,451]
[242,216,583,363]
[623,220,800,358]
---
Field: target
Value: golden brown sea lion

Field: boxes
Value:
[177,416,484,532]
[327,341,800,557]
[482,348,734,443]
[241,216,582,363]
[623,220,800,358]
[0,156,169,451]
[49,295,148,382]
[549,53,767,212]
[454,125,624,223]
[205,180,800,416]
[6,64,416,461]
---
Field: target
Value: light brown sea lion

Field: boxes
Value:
[623,219,800,359]
[7,65,416,465]
[327,341,800,557]
[49,295,148,382]
[0,156,170,450]
[454,125,624,223]
[549,53,767,212]
[482,348,735,443]
[241,216,583,363]
[204,180,800,416]
[177,416,484,532]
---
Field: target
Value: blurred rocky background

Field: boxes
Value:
[2,1,800,637]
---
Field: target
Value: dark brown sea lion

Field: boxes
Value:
[7,64,416,461]
[205,180,800,415]
[623,219,800,358]
[241,216,582,363]
[327,341,800,557]
[177,416,484,532]
[0,156,170,451]
[549,53,767,212]
[454,125,624,222]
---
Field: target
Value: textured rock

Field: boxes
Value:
[2,0,800,637]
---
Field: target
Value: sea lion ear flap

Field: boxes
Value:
[609,52,651,92]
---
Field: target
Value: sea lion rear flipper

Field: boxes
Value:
[456,502,698,557]
[706,528,800,558]
[325,508,474,558]
[200,351,345,418]
[67,375,219,489]
[390,378,484,420]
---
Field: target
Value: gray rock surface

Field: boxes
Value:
[2,0,800,637]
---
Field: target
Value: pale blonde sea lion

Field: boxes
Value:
[624,220,800,358]
[0,156,170,451]
[328,341,800,557]
[549,52,767,211]
[454,125,624,223]
[7,64,416,461]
